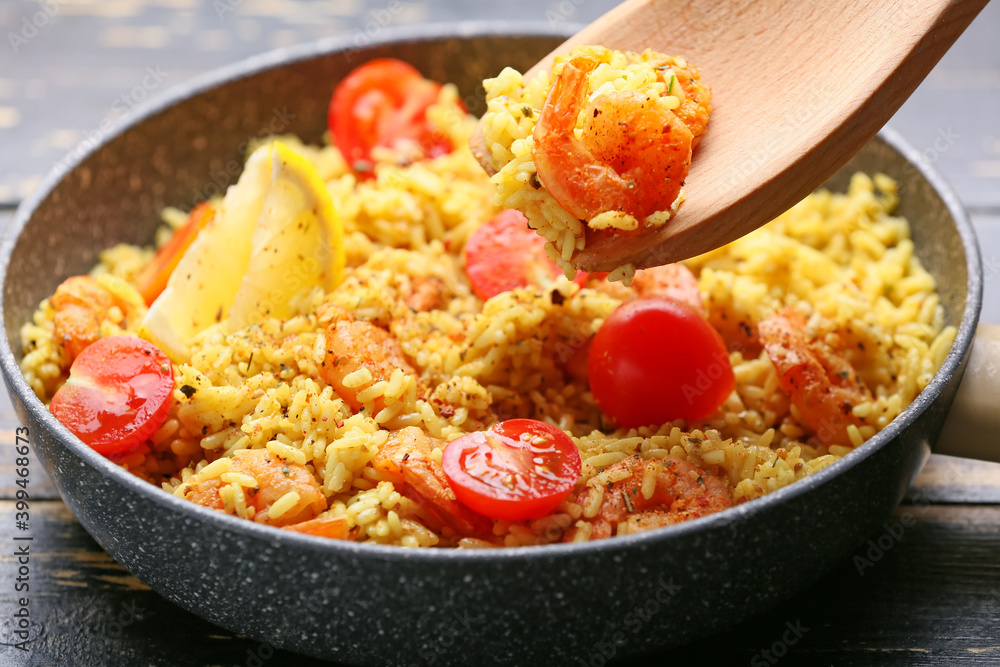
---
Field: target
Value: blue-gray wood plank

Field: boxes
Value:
[1,0,998,209]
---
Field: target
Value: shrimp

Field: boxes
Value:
[758,309,873,446]
[564,455,732,541]
[707,308,761,360]
[51,275,139,360]
[186,448,327,527]
[644,51,712,148]
[372,426,492,539]
[405,276,449,313]
[532,56,694,224]
[631,263,704,313]
[320,314,417,412]
[586,262,703,308]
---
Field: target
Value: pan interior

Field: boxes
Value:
[0,28,978,550]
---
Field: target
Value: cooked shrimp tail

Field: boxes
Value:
[758,309,873,446]
[532,56,693,225]
[51,275,144,360]
[320,312,418,413]
[564,455,732,541]
[373,427,493,539]
[184,448,328,527]
[631,263,704,312]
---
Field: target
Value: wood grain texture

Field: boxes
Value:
[654,504,1000,667]
[5,501,1000,666]
[0,428,58,500]
[0,502,332,667]
[910,454,1000,504]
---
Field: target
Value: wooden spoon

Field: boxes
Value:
[470,0,988,272]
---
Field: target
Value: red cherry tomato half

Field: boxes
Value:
[465,210,589,301]
[329,58,455,173]
[442,419,582,521]
[49,336,174,456]
[588,297,735,428]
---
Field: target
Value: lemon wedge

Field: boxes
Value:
[138,141,344,361]
[228,143,344,330]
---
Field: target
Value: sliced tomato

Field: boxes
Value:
[135,202,215,306]
[329,58,456,174]
[465,210,591,301]
[442,419,581,521]
[49,336,174,456]
[588,297,735,428]
[563,336,593,384]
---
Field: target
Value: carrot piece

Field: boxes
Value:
[135,202,215,306]
[282,516,350,540]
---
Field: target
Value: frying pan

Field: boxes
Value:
[0,24,994,667]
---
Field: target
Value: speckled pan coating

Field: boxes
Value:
[0,24,982,667]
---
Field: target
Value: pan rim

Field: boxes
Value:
[0,22,983,564]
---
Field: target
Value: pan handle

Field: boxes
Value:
[934,323,1000,461]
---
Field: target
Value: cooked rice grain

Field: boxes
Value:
[19,89,953,547]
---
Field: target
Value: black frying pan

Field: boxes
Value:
[0,24,983,666]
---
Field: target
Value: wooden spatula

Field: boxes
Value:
[471,0,988,271]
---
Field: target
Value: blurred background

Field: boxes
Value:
[0,0,997,215]
[0,0,622,204]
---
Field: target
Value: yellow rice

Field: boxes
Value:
[18,80,955,548]
[480,45,697,280]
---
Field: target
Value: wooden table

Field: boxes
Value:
[1,2,999,665]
